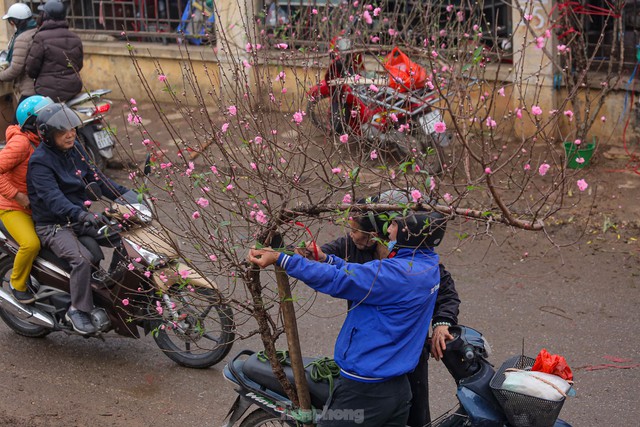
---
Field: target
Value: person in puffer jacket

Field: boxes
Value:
[0,3,38,105]
[26,0,83,102]
[0,95,53,304]
[248,211,447,427]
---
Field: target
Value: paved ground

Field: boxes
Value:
[0,101,638,426]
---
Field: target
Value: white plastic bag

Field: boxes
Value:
[502,369,571,401]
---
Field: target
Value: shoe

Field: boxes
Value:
[10,286,35,305]
[65,309,97,335]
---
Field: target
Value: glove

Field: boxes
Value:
[78,211,105,228]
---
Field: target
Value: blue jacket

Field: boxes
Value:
[27,141,128,226]
[277,248,440,382]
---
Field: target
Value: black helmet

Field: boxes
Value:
[39,0,67,21]
[394,211,447,249]
[36,103,82,146]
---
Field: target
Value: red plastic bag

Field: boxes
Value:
[532,348,573,381]
[384,47,428,92]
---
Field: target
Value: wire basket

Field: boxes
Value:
[490,355,565,427]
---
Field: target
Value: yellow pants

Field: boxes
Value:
[0,210,40,291]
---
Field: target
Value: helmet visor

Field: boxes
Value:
[45,107,83,134]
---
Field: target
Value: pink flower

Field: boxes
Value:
[143,271,151,278]
[574,139,581,146]
[363,11,373,25]
[129,98,137,105]
[275,43,288,49]
[456,11,464,22]
[498,87,505,97]
[563,110,574,121]
[434,121,447,133]
[369,84,379,92]
[331,167,341,174]
[515,108,523,119]
[535,36,545,49]
[601,116,606,122]
[228,105,237,116]
[339,134,349,144]
[221,123,229,133]
[83,200,92,207]
[446,5,454,12]
[524,14,532,21]
[210,165,219,175]
[538,163,550,176]
[575,157,585,164]
[122,298,130,306]
[411,189,422,203]
[158,74,167,82]
[484,167,492,174]
[127,263,135,271]
[443,193,453,203]
[524,164,531,171]
[388,28,398,37]
[209,254,218,261]
[245,42,253,53]
[390,113,398,122]
[192,211,201,220]
[485,117,497,128]
[342,193,352,204]
[292,110,306,124]
[431,50,439,59]
[577,179,589,191]
[179,270,190,279]
[370,150,378,160]
[250,162,257,170]
[197,197,209,208]
[255,210,268,224]
[370,35,380,43]
[226,184,234,191]
[531,105,543,116]
[242,60,252,68]
[373,7,381,16]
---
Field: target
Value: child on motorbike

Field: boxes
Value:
[26,103,130,335]
[0,95,53,304]
[249,211,447,427]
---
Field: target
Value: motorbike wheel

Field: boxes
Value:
[153,286,234,369]
[0,258,50,338]
[77,130,107,171]
[240,409,289,427]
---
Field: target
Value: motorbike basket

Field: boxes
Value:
[489,355,565,427]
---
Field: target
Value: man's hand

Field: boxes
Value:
[430,324,454,361]
[247,247,280,268]
[14,192,30,209]
[78,211,105,228]
[294,241,327,262]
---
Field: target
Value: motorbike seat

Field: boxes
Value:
[0,221,103,271]
[243,352,333,409]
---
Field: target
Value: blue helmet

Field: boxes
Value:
[17,95,54,130]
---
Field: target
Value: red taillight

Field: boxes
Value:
[93,103,111,115]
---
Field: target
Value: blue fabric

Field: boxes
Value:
[277,249,440,381]
[27,141,129,226]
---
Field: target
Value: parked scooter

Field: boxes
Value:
[222,325,572,426]
[65,89,115,170]
[307,34,448,174]
[0,182,234,369]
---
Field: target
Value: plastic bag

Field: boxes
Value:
[384,47,428,92]
[532,349,573,381]
[502,370,571,401]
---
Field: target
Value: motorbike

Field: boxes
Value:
[0,182,234,369]
[222,325,573,426]
[307,35,448,174]
[65,89,115,171]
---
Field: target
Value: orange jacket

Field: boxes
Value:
[0,125,40,213]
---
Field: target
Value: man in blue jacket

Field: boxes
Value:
[248,211,446,426]
[27,103,129,335]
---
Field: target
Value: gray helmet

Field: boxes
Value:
[36,103,82,146]
[39,0,67,20]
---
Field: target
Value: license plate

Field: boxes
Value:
[418,111,442,135]
[93,130,114,149]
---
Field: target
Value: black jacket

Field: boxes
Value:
[27,141,128,226]
[26,19,83,102]
[321,235,460,325]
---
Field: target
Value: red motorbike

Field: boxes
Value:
[307,37,447,174]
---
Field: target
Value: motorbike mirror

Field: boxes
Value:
[143,153,152,176]
[85,182,103,201]
[336,38,352,52]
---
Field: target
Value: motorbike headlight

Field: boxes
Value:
[126,238,166,266]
